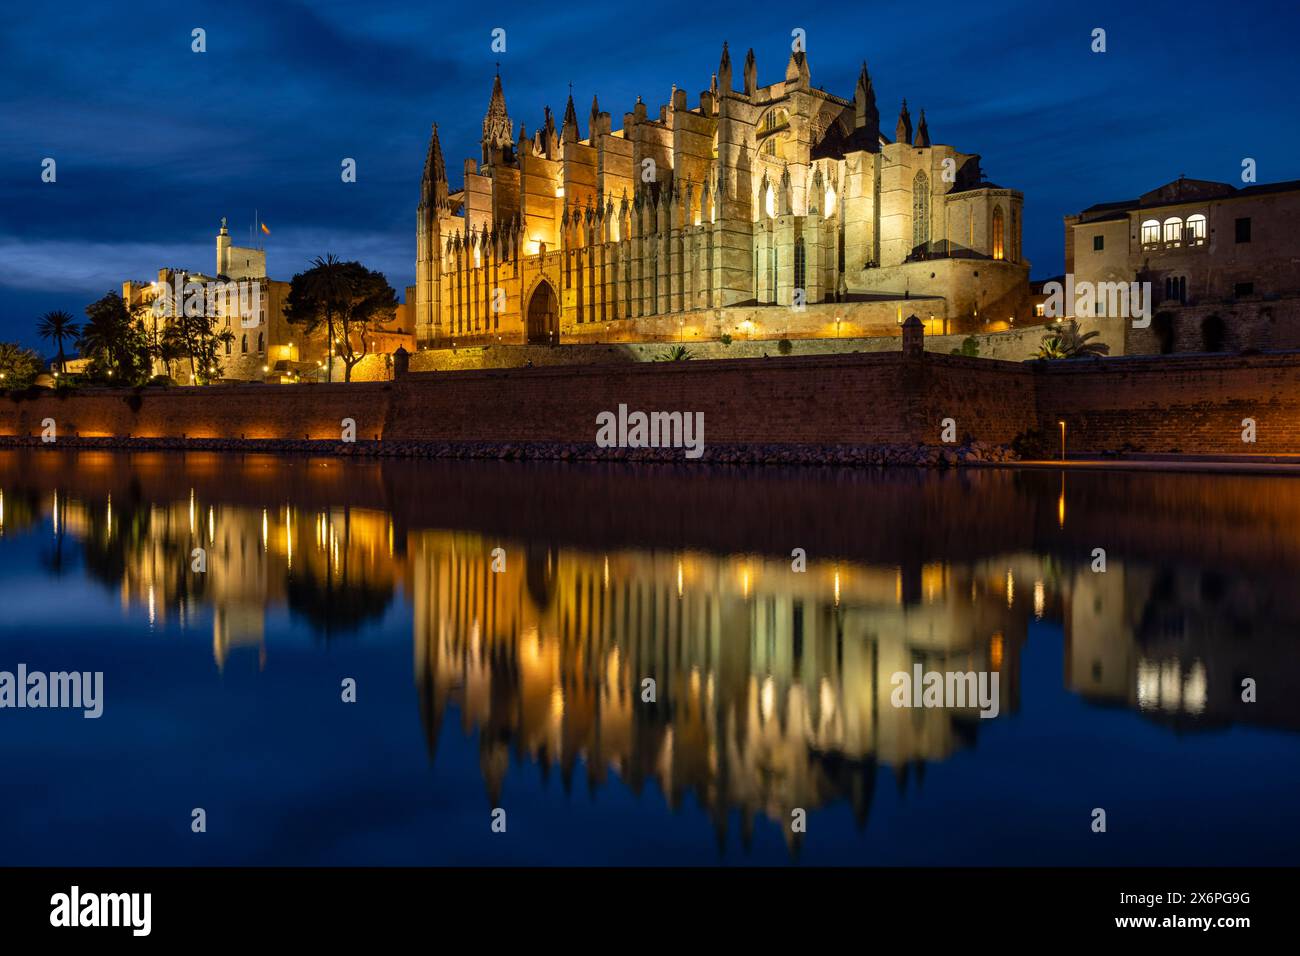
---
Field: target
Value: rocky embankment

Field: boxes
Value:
[0,435,1019,466]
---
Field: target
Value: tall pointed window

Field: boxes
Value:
[912,171,929,253]
[794,237,806,298]
[992,206,1005,260]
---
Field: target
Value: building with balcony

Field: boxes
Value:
[1065,176,1300,354]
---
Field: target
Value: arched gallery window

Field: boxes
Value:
[912,171,929,252]
[992,206,1005,260]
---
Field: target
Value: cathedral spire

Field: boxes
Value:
[482,70,513,163]
[854,61,880,144]
[718,41,732,93]
[562,85,580,142]
[743,47,757,96]
[914,109,930,148]
[420,123,448,211]
[895,99,912,145]
[785,49,809,88]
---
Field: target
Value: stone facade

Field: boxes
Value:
[415,45,1030,349]
[122,220,321,383]
[1065,176,1300,354]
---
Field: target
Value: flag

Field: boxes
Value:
[260,223,271,235]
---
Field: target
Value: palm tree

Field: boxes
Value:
[37,310,79,375]
[1037,319,1110,360]
[305,254,352,382]
[655,344,694,361]
[77,311,121,373]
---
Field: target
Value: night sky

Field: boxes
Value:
[1,0,1297,351]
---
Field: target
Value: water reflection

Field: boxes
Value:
[2,450,1298,858]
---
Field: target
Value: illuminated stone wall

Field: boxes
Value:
[5,350,1300,455]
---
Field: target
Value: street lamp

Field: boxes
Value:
[1058,420,1066,461]
[835,316,842,339]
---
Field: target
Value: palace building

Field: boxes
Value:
[1065,176,1300,355]
[414,43,1031,349]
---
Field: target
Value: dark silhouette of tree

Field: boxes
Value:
[78,292,151,385]
[286,256,397,382]
[36,310,80,376]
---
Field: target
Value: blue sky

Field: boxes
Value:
[1,0,1297,350]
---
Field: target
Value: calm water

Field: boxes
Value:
[1,449,1298,866]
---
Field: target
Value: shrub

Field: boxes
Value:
[951,335,980,358]
[1011,426,1057,460]
[777,338,793,355]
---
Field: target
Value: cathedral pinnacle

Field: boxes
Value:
[482,71,513,160]
[914,109,930,148]
[421,123,448,210]
[562,87,580,142]
[895,99,912,145]
[853,60,881,145]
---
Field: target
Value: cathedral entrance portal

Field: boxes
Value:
[526,280,558,345]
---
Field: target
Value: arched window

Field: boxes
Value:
[241,333,248,354]
[992,206,1005,260]
[1162,217,1184,245]
[1141,219,1161,247]
[760,108,789,133]
[794,237,806,298]
[257,332,264,352]
[1185,213,1207,245]
[224,338,231,355]
[912,171,930,253]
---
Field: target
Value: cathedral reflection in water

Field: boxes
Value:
[8,455,1289,853]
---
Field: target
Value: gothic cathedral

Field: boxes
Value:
[414,43,1029,348]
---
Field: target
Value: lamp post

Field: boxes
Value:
[835,316,842,339]
[1058,420,1066,461]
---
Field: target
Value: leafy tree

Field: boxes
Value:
[286,256,397,382]
[0,342,44,388]
[1037,319,1109,360]
[655,345,694,361]
[169,311,235,384]
[154,323,188,381]
[78,292,152,385]
[36,310,80,375]
[951,335,980,357]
